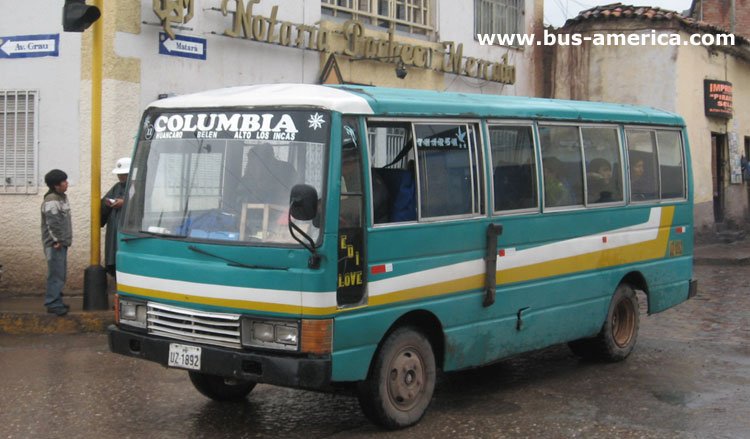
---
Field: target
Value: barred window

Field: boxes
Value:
[475,0,524,37]
[322,0,432,35]
[1,91,38,194]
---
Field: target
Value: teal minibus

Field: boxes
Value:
[108,84,696,429]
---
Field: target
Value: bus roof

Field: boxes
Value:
[335,85,685,126]
[150,83,685,127]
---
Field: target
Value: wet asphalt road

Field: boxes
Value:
[1,263,748,439]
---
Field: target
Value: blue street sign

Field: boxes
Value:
[0,34,59,59]
[158,32,206,60]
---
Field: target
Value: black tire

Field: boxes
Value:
[568,284,640,362]
[188,372,256,402]
[357,326,437,430]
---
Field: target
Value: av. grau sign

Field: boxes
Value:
[704,79,733,119]
[152,0,516,84]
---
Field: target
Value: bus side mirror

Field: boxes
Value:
[290,184,318,221]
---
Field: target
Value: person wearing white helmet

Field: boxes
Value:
[101,157,131,278]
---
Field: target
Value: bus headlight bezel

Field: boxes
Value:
[118,297,148,329]
[241,318,299,351]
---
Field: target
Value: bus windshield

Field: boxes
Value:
[122,109,330,245]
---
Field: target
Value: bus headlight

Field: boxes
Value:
[242,318,299,351]
[118,298,147,329]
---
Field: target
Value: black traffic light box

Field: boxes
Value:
[62,0,101,32]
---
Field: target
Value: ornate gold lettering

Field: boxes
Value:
[317,27,331,52]
[279,21,293,46]
[251,13,266,40]
[266,6,278,42]
[221,0,242,38]
[217,0,516,84]
[343,21,363,56]
[464,57,477,77]
[153,0,195,40]
[413,46,427,68]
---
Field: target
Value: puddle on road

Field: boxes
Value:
[650,389,696,406]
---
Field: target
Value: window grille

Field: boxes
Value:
[474,0,523,37]
[322,0,432,35]
[0,90,38,194]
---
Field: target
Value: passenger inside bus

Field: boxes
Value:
[543,157,577,207]
[629,154,658,200]
[236,144,300,239]
[238,144,300,205]
[586,158,616,203]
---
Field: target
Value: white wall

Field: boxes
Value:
[0,0,89,293]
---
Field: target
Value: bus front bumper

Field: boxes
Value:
[108,325,331,390]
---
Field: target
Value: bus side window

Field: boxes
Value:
[539,125,585,208]
[367,122,416,224]
[656,130,686,199]
[488,125,537,212]
[626,129,660,201]
[582,127,623,204]
[414,123,477,218]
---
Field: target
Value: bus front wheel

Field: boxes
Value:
[569,283,640,362]
[188,371,256,402]
[357,326,437,429]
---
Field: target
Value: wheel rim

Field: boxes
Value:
[386,346,426,411]
[612,296,636,348]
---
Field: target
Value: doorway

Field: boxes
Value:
[711,133,726,223]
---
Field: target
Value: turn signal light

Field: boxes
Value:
[301,319,333,355]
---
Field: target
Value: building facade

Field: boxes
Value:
[552,4,750,234]
[0,0,543,293]
[689,0,750,38]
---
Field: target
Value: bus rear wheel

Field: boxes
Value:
[188,371,256,402]
[357,326,436,429]
[568,284,640,362]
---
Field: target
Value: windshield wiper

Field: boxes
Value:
[187,245,287,271]
[121,230,187,242]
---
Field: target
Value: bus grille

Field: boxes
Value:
[147,302,241,349]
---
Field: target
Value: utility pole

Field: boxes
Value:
[62,0,107,310]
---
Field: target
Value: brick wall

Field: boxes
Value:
[696,0,750,38]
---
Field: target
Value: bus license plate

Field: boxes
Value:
[168,343,201,371]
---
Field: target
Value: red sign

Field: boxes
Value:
[704,80,733,119]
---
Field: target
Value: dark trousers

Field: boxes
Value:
[44,246,67,309]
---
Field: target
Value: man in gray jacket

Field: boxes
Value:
[41,169,72,316]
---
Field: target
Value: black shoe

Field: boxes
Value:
[47,307,68,316]
[62,303,70,310]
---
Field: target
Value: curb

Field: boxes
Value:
[694,256,750,266]
[0,311,114,335]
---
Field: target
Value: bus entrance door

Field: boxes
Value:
[337,117,367,307]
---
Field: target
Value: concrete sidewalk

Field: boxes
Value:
[0,295,114,335]
[693,241,750,265]
[0,242,747,335]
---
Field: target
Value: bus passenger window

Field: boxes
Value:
[414,123,477,218]
[367,123,416,224]
[539,126,584,208]
[582,127,623,204]
[488,125,537,211]
[657,130,685,199]
[626,129,660,201]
